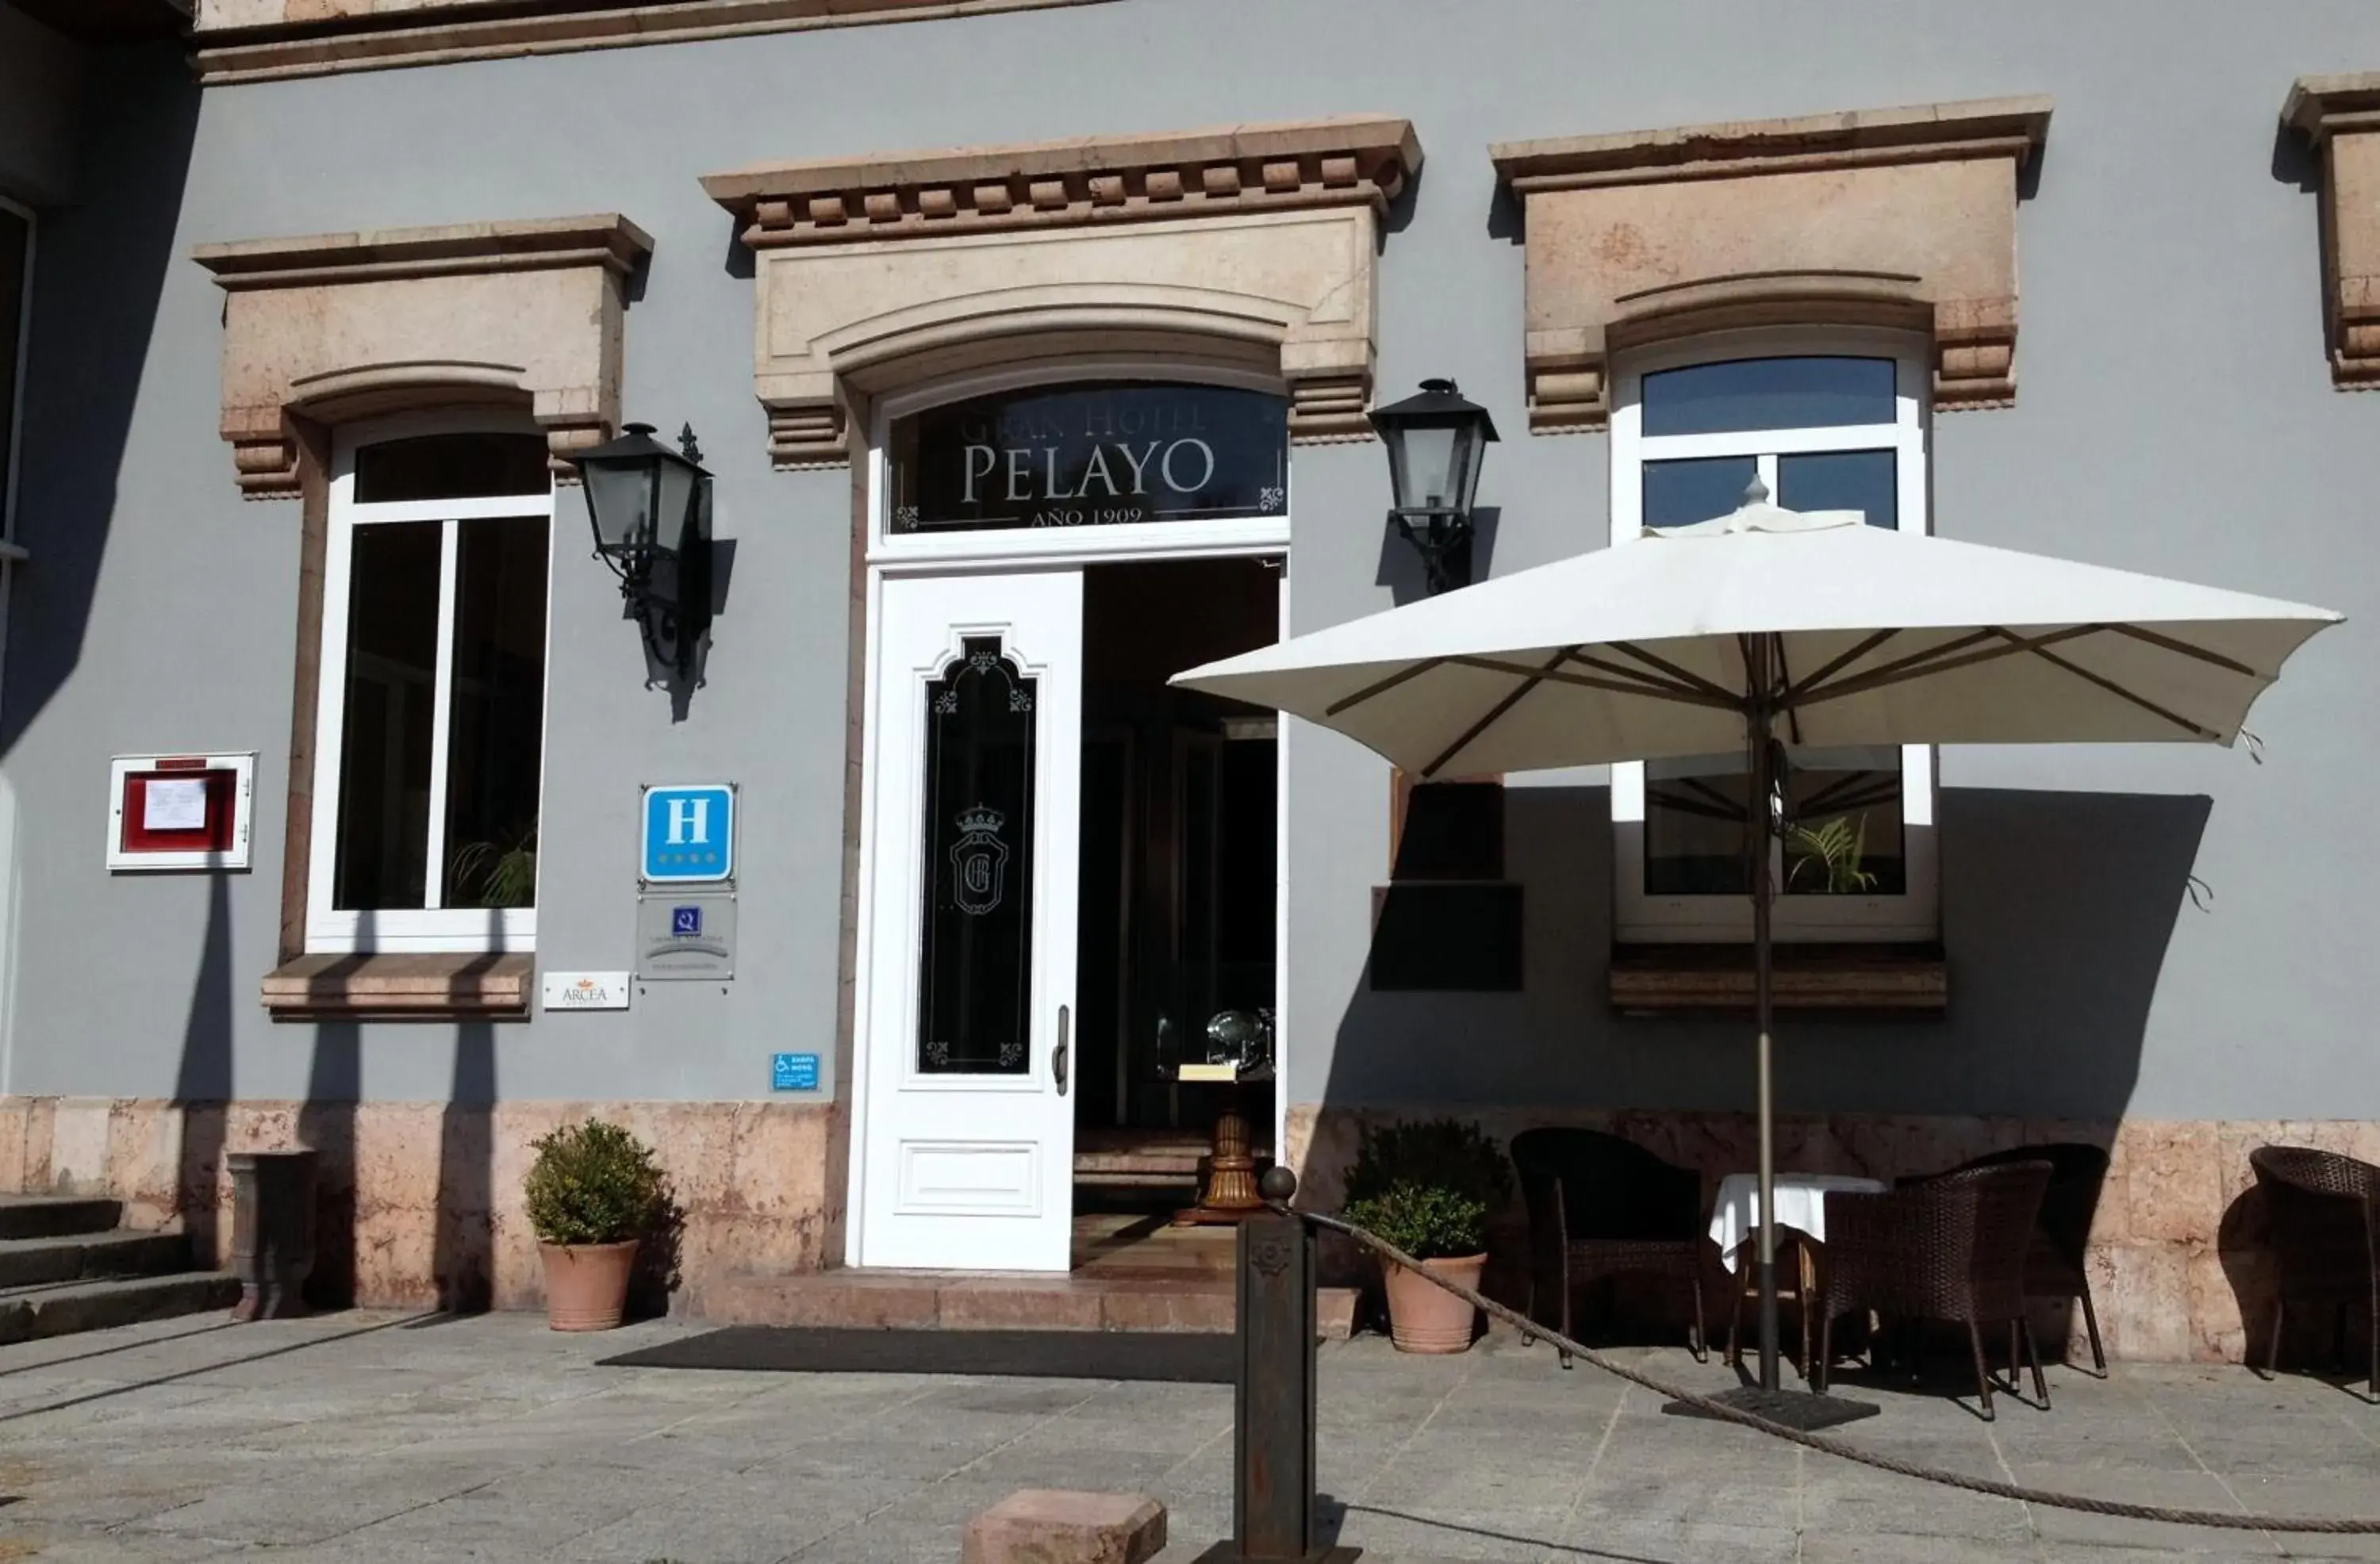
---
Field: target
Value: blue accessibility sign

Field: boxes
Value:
[771,1052,820,1092]
[642,784,734,884]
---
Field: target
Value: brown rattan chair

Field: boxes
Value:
[1511,1128,1707,1363]
[1815,1160,2054,1420]
[2248,1144,2379,1398]
[1902,1142,2111,1374]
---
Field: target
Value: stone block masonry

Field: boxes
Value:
[0,1096,841,1316]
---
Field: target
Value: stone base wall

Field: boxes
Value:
[0,1097,843,1316]
[1286,1104,2380,1366]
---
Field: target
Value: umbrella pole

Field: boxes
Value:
[1672,634,1880,1427]
[1750,641,1781,1395]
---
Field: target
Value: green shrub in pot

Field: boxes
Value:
[1339,1118,1513,1352]
[525,1119,665,1331]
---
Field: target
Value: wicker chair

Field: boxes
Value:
[1814,1160,2053,1420]
[1903,1143,2111,1374]
[2248,1145,2379,1398]
[1511,1128,1707,1362]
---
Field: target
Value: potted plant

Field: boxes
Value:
[524,1117,665,1332]
[1341,1117,1512,1353]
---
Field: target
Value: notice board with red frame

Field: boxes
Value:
[106,753,255,871]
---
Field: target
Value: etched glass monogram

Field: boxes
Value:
[916,635,1037,1075]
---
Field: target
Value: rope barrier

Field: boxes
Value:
[1296,1206,2380,1535]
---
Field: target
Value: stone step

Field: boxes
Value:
[708,1269,1357,1339]
[0,1196,125,1242]
[0,1229,194,1290]
[0,1272,240,1347]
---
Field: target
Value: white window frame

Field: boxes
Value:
[306,410,555,954]
[1609,327,1939,943]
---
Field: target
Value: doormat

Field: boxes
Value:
[600,1326,1236,1383]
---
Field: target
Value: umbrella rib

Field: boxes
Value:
[1325,657,1445,719]
[1605,642,1744,705]
[1422,650,1571,780]
[1564,650,1725,704]
[1448,655,1741,710]
[2011,636,2223,741]
[1791,625,2104,707]
[1785,628,1902,703]
[2105,623,2260,679]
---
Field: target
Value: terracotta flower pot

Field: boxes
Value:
[1382,1252,1486,1353]
[539,1240,639,1332]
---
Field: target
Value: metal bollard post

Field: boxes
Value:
[1196,1167,1358,1564]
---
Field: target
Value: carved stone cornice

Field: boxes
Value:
[193,214,652,496]
[1491,97,2050,432]
[703,117,1418,249]
[191,0,1109,85]
[2284,73,2380,387]
[702,119,1420,467]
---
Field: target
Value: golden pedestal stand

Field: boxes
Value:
[1172,1062,1273,1226]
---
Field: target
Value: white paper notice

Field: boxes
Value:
[143,778,209,833]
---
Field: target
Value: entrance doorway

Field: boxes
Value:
[1074,558,1281,1240]
[852,554,1282,1273]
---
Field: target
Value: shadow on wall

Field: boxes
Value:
[0,44,201,761]
[432,1022,497,1314]
[173,873,233,1259]
[298,1022,359,1309]
[1310,785,2209,1332]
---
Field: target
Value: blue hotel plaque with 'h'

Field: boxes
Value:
[642,784,734,884]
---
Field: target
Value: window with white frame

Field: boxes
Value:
[1608,332,1938,942]
[2,197,32,546]
[308,418,554,953]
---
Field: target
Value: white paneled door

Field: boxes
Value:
[858,569,1082,1271]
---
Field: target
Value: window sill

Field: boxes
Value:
[1609,943,1945,1017]
[261,952,532,1022]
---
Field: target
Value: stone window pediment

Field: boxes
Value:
[1490,96,2051,433]
[2284,74,2380,387]
[700,117,1420,468]
[193,213,652,497]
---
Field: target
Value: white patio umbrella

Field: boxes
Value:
[1173,484,2342,1424]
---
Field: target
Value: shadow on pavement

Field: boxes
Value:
[0,1313,440,1424]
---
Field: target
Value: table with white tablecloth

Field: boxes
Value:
[1708,1171,1887,1272]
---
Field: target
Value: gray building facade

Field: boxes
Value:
[0,0,2374,1360]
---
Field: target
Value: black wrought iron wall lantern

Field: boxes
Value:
[568,421,713,681]
[1370,378,1499,595]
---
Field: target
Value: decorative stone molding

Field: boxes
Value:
[192,214,652,497]
[2283,74,2380,387]
[1490,97,2050,432]
[701,117,1420,466]
[259,953,532,1022]
[191,0,1111,85]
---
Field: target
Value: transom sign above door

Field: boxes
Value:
[699,117,1421,467]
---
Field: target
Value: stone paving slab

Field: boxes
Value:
[0,1310,2373,1562]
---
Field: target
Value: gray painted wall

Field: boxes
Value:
[0,4,86,206]
[3,0,2375,1126]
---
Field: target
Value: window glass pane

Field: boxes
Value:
[0,208,27,523]
[1642,356,1895,437]
[1779,449,1897,529]
[332,522,441,910]
[888,381,1287,533]
[918,636,1038,1075]
[1783,746,1907,896]
[442,517,548,909]
[1644,455,1756,530]
[1645,753,1750,895]
[353,433,550,504]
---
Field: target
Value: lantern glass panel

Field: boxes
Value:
[650,456,702,557]
[1398,423,1461,511]
[582,458,658,554]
